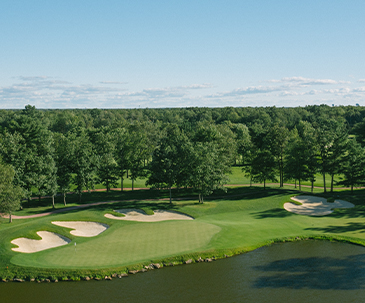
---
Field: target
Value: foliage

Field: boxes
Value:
[2,105,365,200]
[0,162,23,222]
[336,138,365,192]
[147,125,192,203]
[250,148,277,189]
[68,129,96,201]
[92,128,119,192]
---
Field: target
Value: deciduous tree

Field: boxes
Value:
[0,162,23,223]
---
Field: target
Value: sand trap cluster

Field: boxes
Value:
[51,221,109,237]
[11,231,71,253]
[284,196,355,216]
[104,209,194,222]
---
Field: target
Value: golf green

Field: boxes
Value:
[11,220,221,269]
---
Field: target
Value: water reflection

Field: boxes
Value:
[254,255,365,290]
[1,240,365,303]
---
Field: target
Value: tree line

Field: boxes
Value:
[1,105,365,220]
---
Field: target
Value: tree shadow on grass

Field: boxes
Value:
[328,206,365,220]
[47,199,190,217]
[18,187,300,216]
[253,254,365,290]
[211,187,299,202]
[252,208,294,219]
[305,222,365,234]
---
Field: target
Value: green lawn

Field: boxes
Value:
[228,166,346,188]
[28,167,349,199]
[2,186,365,279]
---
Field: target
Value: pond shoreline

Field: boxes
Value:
[2,234,365,283]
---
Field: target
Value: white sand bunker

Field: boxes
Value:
[11,231,71,253]
[284,195,355,216]
[52,221,109,237]
[104,209,194,222]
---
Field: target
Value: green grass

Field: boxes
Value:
[2,185,365,280]
[27,167,350,201]
[12,220,220,269]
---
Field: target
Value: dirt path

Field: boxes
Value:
[3,182,360,220]
[3,190,264,220]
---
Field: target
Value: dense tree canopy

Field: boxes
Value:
[1,104,365,204]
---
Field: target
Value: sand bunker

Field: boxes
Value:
[284,195,355,216]
[104,209,194,222]
[11,231,71,253]
[51,221,109,237]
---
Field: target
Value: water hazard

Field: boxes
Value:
[2,240,365,303]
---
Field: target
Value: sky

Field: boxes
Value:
[1,0,365,109]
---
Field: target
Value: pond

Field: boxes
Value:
[2,240,365,303]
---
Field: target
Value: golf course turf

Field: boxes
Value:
[2,185,365,280]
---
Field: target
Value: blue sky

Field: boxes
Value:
[1,0,365,109]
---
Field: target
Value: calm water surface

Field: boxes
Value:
[2,241,365,303]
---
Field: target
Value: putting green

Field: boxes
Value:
[11,220,220,269]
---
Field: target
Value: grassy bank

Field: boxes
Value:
[1,185,365,281]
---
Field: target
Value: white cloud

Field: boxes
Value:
[99,81,128,84]
[1,76,364,109]
[268,76,349,85]
[210,85,288,98]
[358,79,365,83]
[177,83,214,89]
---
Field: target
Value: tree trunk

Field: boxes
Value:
[264,179,266,190]
[121,175,124,191]
[330,174,334,193]
[250,177,252,187]
[323,173,326,193]
[279,154,283,187]
[132,179,134,191]
[169,186,172,204]
[79,191,82,203]
[299,179,301,191]
[63,192,66,206]
[351,184,353,193]
[311,180,314,193]
[9,211,12,223]
[52,195,55,209]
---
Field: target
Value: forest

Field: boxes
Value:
[1,104,365,217]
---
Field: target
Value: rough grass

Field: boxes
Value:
[2,185,365,280]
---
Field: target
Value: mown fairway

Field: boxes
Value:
[2,187,365,276]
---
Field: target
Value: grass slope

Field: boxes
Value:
[2,186,365,279]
